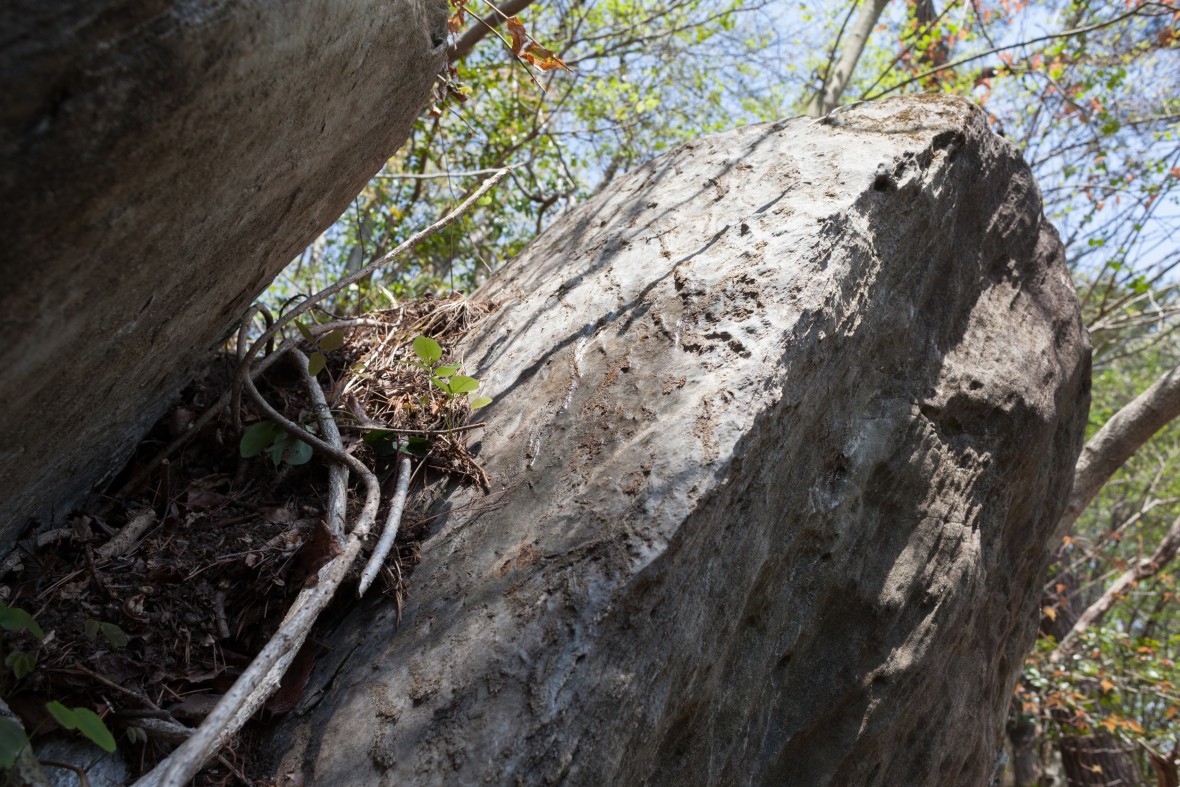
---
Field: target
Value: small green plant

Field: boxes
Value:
[239,420,314,466]
[0,716,27,769]
[363,336,489,456]
[0,604,44,641]
[294,322,345,376]
[84,618,130,649]
[0,603,119,764]
[363,432,432,458]
[410,336,492,411]
[44,701,116,753]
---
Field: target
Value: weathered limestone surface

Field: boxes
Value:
[268,95,1090,784]
[0,1,446,545]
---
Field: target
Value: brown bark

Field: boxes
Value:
[1059,733,1141,787]
[1145,741,1179,787]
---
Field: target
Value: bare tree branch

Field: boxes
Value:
[1056,364,1180,540]
[1050,513,1180,662]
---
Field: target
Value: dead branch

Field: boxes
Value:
[1050,513,1180,663]
[359,444,412,597]
[96,509,157,560]
[117,319,382,497]
[298,349,349,546]
[132,354,381,787]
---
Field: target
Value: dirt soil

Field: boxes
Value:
[0,295,494,785]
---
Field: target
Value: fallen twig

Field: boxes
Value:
[40,760,91,787]
[117,319,381,498]
[212,588,230,640]
[96,509,157,560]
[0,528,73,575]
[358,442,411,597]
[132,356,380,787]
[298,349,349,546]
[133,717,194,745]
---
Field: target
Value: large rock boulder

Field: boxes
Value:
[267,95,1089,784]
[0,1,446,545]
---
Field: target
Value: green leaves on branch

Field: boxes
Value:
[239,420,314,467]
[411,336,492,410]
[296,321,345,377]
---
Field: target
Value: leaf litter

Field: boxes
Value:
[0,294,495,784]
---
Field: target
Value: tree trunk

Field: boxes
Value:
[1008,710,1041,787]
[805,0,891,116]
[262,95,1089,785]
[1059,733,1141,787]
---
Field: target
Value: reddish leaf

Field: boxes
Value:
[506,16,528,54]
[523,43,572,71]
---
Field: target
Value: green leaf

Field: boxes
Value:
[448,376,480,394]
[362,429,393,444]
[401,436,432,457]
[430,376,453,394]
[5,650,35,680]
[295,321,316,343]
[240,421,281,458]
[283,439,314,466]
[318,329,345,352]
[73,708,116,753]
[0,717,29,770]
[126,726,148,745]
[99,622,129,649]
[46,701,77,730]
[469,396,493,410]
[413,336,443,365]
[84,618,100,641]
[0,604,44,640]
[271,433,289,466]
[307,351,326,377]
[434,364,461,377]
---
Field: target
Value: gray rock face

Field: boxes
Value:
[268,95,1089,785]
[0,0,446,544]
